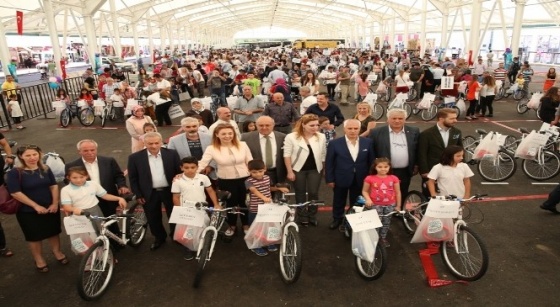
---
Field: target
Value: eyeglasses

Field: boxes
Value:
[17,144,40,154]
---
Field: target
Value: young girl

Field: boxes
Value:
[139,122,157,144]
[79,88,94,106]
[7,94,24,130]
[60,166,127,216]
[465,77,480,120]
[427,145,474,199]
[242,120,256,133]
[362,158,401,247]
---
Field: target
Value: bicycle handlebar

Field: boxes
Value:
[81,212,135,219]
[284,200,325,207]
[432,194,488,201]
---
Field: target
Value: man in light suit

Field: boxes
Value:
[241,116,287,185]
[167,117,215,174]
[128,132,182,250]
[369,108,420,208]
[326,119,375,229]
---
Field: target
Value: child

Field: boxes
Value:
[61,166,127,216]
[465,77,480,120]
[7,94,24,130]
[109,88,125,121]
[139,122,157,144]
[362,158,401,247]
[79,88,94,106]
[245,159,289,256]
[242,120,256,133]
[171,157,219,260]
[243,72,262,96]
[224,72,234,97]
[427,145,474,199]
[515,73,525,89]
[319,116,336,146]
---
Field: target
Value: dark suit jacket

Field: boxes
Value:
[127,148,182,201]
[325,137,374,188]
[417,125,463,174]
[241,131,287,183]
[369,125,420,175]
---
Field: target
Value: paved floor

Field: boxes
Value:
[0,92,559,306]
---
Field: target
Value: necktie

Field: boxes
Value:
[265,136,273,169]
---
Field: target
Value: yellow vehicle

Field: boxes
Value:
[292,39,345,49]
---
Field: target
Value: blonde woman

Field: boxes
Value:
[283,114,327,225]
[353,102,377,136]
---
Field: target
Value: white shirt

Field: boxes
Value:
[171,174,211,205]
[389,129,409,168]
[428,163,474,198]
[60,181,106,210]
[82,158,100,185]
[432,68,444,79]
[268,69,288,83]
[345,136,359,162]
[148,151,169,188]
[260,133,277,168]
[156,79,171,90]
[437,123,450,147]
[300,95,317,114]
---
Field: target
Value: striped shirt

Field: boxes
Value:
[493,68,507,81]
[245,175,272,213]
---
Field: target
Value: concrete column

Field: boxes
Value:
[43,0,64,77]
[403,14,409,50]
[420,0,427,55]
[83,14,98,70]
[467,0,483,57]
[132,22,140,60]
[146,11,155,61]
[389,17,395,53]
[441,8,449,50]
[0,19,13,78]
[510,0,526,57]
[109,0,122,58]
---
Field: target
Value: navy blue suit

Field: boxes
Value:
[325,137,375,220]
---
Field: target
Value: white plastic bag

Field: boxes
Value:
[69,233,97,255]
[418,93,435,109]
[456,98,466,115]
[351,228,379,262]
[458,81,468,94]
[44,154,66,182]
[411,198,459,243]
[168,104,185,119]
[244,222,282,249]
[527,92,543,110]
[376,82,387,94]
[389,93,408,109]
[473,132,499,160]
[507,83,518,93]
[514,131,550,159]
[173,213,210,251]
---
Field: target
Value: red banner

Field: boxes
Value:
[60,60,67,80]
[16,11,23,35]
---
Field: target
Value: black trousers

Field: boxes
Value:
[0,221,5,249]
[144,188,174,242]
[392,168,412,209]
[543,184,560,209]
[155,101,172,126]
[327,84,336,99]
[218,177,249,227]
[332,176,362,220]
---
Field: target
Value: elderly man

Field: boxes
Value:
[241,116,287,185]
[325,119,374,229]
[233,85,265,130]
[128,132,182,251]
[369,108,420,208]
[299,86,317,114]
[418,108,462,198]
[305,92,344,128]
[208,107,241,138]
[102,78,119,99]
[263,92,300,134]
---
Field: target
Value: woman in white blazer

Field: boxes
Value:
[283,114,327,225]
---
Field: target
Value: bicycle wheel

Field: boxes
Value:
[477,150,517,182]
[101,108,109,127]
[462,135,477,164]
[402,103,412,119]
[79,108,95,126]
[521,150,560,181]
[536,105,541,120]
[495,86,504,101]
[77,241,114,301]
[193,234,213,288]
[420,104,438,121]
[412,106,421,115]
[59,109,71,127]
[355,243,387,280]
[109,108,116,121]
[127,203,147,247]
[384,87,392,102]
[452,106,461,119]
[440,225,489,281]
[406,88,417,102]
[372,103,385,121]
[516,99,529,114]
[513,89,526,100]
[279,226,302,284]
[402,190,427,234]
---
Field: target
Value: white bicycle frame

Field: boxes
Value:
[280,207,300,254]
[195,208,229,261]
[90,213,131,270]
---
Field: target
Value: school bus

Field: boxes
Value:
[292,39,345,49]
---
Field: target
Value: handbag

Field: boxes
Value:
[0,170,22,215]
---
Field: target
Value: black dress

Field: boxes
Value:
[539,97,560,124]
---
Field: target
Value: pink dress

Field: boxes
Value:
[126,116,154,153]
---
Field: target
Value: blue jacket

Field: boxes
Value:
[325,137,374,188]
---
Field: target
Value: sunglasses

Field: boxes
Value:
[17,144,41,155]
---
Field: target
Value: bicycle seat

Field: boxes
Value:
[518,127,530,134]
[475,129,488,135]
[217,190,231,201]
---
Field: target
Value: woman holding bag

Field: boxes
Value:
[146,89,173,127]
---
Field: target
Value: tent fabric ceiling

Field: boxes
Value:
[0,0,558,38]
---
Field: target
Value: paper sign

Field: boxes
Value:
[64,216,96,235]
[169,206,207,227]
[345,209,383,232]
[441,76,454,90]
[424,199,460,218]
[93,100,105,107]
[71,237,90,253]
[52,101,65,108]
[254,204,289,223]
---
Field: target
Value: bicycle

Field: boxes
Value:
[462,129,517,182]
[59,101,96,128]
[516,92,541,120]
[402,194,489,281]
[76,196,147,300]
[100,100,116,128]
[418,93,461,121]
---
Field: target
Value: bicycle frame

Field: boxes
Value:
[89,215,131,270]
[196,211,227,261]
[280,207,300,254]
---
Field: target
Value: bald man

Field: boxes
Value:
[263,92,300,134]
[208,107,241,139]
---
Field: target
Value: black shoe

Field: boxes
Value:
[150,240,165,251]
[540,205,560,214]
[329,219,342,230]
[184,249,196,261]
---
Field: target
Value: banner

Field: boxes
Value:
[16,11,23,35]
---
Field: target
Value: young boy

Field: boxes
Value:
[243,72,262,96]
[319,116,336,146]
[109,88,125,121]
[245,159,289,256]
[171,157,220,260]
[7,94,24,130]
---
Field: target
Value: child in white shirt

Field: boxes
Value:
[427,145,474,199]
[109,88,126,121]
[7,94,24,130]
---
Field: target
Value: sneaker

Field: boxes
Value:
[252,248,268,256]
[487,114,493,117]
[465,116,472,120]
[472,116,478,119]
[184,249,196,261]
[224,228,235,237]
[267,245,278,252]
[381,239,390,248]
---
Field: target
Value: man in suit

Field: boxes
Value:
[418,108,463,198]
[326,119,375,229]
[369,108,420,208]
[65,139,130,218]
[241,116,287,185]
[128,132,182,250]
